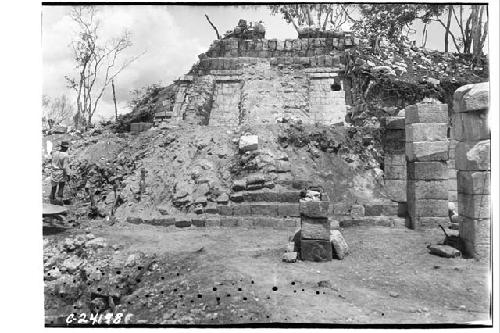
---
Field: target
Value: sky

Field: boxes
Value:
[42,4,484,122]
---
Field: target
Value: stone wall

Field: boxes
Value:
[452,82,490,259]
[405,103,449,229]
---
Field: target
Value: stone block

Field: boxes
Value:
[247,183,264,191]
[429,245,461,258]
[364,203,399,216]
[384,129,406,143]
[232,204,252,216]
[238,135,258,152]
[220,216,239,227]
[299,200,329,217]
[458,193,490,219]
[455,140,491,171]
[449,190,458,202]
[383,179,407,202]
[406,216,449,229]
[384,154,406,166]
[251,203,278,216]
[243,190,278,202]
[460,217,490,259]
[152,217,176,227]
[407,180,449,200]
[384,164,406,179]
[300,239,332,262]
[282,252,298,263]
[407,161,448,180]
[332,202,350,216]
[230,192,244,202]
[406,141,449,162]
[405,123,448,142]
[301,216,330,240]
[204,202,218,214]
[217,205,233,216]
[405,103,448,124]
[205,216,221,228]
[383,116,405,129]
[350,204,364,218]
[330,230,349,259]
[175,217,191,228]
[277,190,302,202]
[453,82,489,113]
[191,217,206,227]
[246,173,268,185]
[453,111,490,141]
[126,217,143,224]
[277,203,300,217]
[457,171,490,194]
[408,199,448,217]
[232,179,247,191]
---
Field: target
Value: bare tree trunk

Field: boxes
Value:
[204,14,221,39]
[112,80,118,122]
[445,5,453,52]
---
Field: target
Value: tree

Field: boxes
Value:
[65,6,143,129]
[269,4,354,32]
[42,94,75,128]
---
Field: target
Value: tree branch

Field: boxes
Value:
[204,14,220,39]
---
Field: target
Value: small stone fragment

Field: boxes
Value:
[282,252,298,263]
[429,244,461,258]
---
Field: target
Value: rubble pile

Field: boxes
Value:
[345,44,488,126]
[44,233,157,323]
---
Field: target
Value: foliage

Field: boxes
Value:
[269,4,354,32]
[42,94,75,127]
[65,6,143,129]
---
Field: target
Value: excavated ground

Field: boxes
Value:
[44,221,490,326]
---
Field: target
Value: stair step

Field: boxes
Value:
[364,202,406,217]
[339,216,405,228]
[219,202,300,217]
[230,189,302,203]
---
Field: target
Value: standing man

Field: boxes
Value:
[50,141,71,204]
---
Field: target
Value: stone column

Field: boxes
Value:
[405,103,449,229]
[299,198,331,262]
[382,116,406,202]
[453,82,490,259]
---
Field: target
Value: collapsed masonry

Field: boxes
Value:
[127,21,490,260]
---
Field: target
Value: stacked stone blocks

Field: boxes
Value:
[382,116,406,202]
[299,198,332,262]
[453,82,490,259]
[405,103,449,229]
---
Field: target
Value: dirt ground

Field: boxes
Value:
[44,221,491,326]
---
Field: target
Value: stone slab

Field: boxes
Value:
[407,161,448,180]
[405,123,448,142]
[300,239,333,262]
[191,217,206,227]
[429,245,461,258]
[407,180,449,200]
[408,199,448,217]
[301,216,330,240]
[299,200,330,217]
[405,103,448,124]
[406,141,449,162]
[175,217,192,228]
[217,205,233,216]
[205,216,221,228]
[384,154,406,166]
[243,190,278,202]
[458,193,490,219]
[457,171,490,195]
[277,190,302,203]
[330,230,349,259]
[220,216,239,227]
[282,252,298,263]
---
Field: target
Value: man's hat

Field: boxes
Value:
[60,141,70,148]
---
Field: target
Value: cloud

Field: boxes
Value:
[42,5,206,120]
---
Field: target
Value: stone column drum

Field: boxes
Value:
[405,103,449,229]
[453,82,490,259]
[299,197,331,262]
